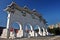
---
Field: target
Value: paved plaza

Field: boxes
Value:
[0,36,60,40]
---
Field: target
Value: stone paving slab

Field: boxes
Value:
[0,36,60,40]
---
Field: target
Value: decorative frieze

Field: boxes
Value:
[21,11,26,16]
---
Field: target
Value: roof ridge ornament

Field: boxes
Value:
[7,2,16,8]
[32,9,36,12]
[24,5,28,9]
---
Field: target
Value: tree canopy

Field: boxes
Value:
[48,27,60,35]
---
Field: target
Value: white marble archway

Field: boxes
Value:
[2,2,48,38]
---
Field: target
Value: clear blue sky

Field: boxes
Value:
[0,0,60,27]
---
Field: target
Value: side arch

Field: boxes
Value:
[24,23,33,31]
[34,25,42,36]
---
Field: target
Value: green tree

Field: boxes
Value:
[47,27,60,35]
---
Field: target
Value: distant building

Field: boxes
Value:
[58,23,60,27]
[48,25,54,29]
[48,23,60,29]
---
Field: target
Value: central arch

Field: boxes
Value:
[23,23,34,37]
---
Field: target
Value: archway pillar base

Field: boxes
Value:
[38,31,42,36]
[17,29,23,38]
[29,30,34,37]
[1,29,10,38]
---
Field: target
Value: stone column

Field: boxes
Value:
[29,25,34,37]
[38,27,42,36]
[6,12,11,38]
[46,29,48,36]
[42,27,46,36]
